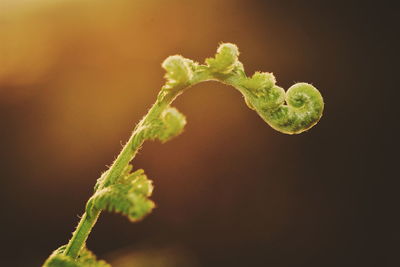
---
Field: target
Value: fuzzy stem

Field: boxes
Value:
[62,66,322,259]
[63,211,100,258]
[48,43,323,266]
[63,101,163,258]
[63,71,250,258]
[62,78,207,259]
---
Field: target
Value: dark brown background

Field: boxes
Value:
[0,0,397,266]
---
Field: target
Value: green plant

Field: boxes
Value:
[43,43,324,267]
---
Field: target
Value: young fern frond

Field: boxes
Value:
[147,107,187,143]
[87,169,155,222]
[205,43,239,74]
[43,42,324,267]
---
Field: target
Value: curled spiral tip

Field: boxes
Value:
[162,55,193,87]
[253,82,324,134]
[206,43,240,74]
[217,42,239,56]
[144,106,186,143]
[156,107,187,143]
[51,43,325,266]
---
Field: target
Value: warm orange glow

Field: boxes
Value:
[3,1,378,266]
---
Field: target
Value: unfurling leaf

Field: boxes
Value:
[162,55,194,87]
[87,169,155,222]
[156,107,186,143]
[240,71,276,95]
[206,43,239,74]
[47,42,324,267]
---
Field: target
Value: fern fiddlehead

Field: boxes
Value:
[43,43,324,267]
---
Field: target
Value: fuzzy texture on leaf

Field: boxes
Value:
[162,55,194,87]
[241,71,276,95]
[87,169,154,222]
[252,83,324,134]
[155,107,186,143]
[205,43,239,74]
[46,42,324,267]
[144,106,186,143]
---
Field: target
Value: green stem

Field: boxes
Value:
[63,211,100,258]
[62,67,318,259]
[50,43,323,264]
[62,68,293,258]
[63,108,157,258]
[62,86,189,259]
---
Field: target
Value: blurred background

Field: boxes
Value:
[0,0,397,266]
